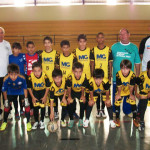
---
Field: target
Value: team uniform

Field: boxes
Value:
[115,70,137,126]
[136,71,150,130]
[49,77,67,122]
[56,53,77,79]
[39,50,59,82]
[0,75,30,131]
[111,42,141,114]
[27,72,50,126]
[66,72,88,126]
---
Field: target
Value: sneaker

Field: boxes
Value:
[115,119,120,127]
[73,112,79,119]
[20,110,25,116]
[54,112,59,119]
[78,119,83,127]
[8,112,13,120]
[32,122,39,130]
[138,122,145,131]
[96,110,101,118]
[15,113,20,119]
[27,122,32,131]
[0,122,7,131]
[61,120,66,127]
[109,120,116,128]
[68,120,74,128]
[83,119,89,128]
[133,118,139,127]
[39,121,45,129]
[101,110,107,118]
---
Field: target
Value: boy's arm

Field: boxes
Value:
[49,89,55,121]
[129,73,136,100]
[90,48,95,76]
[24,89,28,98]
[66,76,73,104]
[55,51,60,69]
[108,49,113,81]
[115,73,122,101]
[3,91,7,100]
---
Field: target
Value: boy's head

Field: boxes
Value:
[120,59,132,76]
[43,36,53,51]
[72,62,83,80]
[12,42,22,56]
[78,34,87,49]
[32,62,42,78]
[93,69,104,85]
[52,69,63,86]
[26,41,35,55]
[8,64,20,81]
[60,40,70,56]
[96,32,105,45]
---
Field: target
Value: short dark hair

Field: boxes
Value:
[93,69,104,78]
[26,41,35,47]
[32,62,42,69]
[8,64,20,74]
[12,42,22,50]
[97,32,104,38]
[52,69,62,78]
[60,40,70,47]
[77,34,87,41]
[120,59,132,69]
[72,62,83,71]
[147,60,150,70]
[43,36,53,43]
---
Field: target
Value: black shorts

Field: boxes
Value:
[7,95,24,103]
[71,90,81,100]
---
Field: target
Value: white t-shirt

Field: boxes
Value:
[0,40,12,77]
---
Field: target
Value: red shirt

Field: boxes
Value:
[25,53,38,76]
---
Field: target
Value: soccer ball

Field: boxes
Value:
[47,121,58,132]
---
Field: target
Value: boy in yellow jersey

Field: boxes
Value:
[83,69,116,128]
[91,32,113,118]
[27,62,50,130]
[115,60,139,127]
[66,62,88,128]
[39,36,59,82]
[136,60,150,131]
[56,40,77,79]
[49,69,68,127]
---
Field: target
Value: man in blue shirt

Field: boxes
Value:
[0,64,31,131]
[111,28,141,115]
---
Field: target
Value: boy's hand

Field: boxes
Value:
[80,95,86,103]
[67,96,73,104]
[105,99,111,107]
[129,94,136,101]
[32,97,38,104]
[50,111,54,121]
[147,93,150,99]
[41,96,47,104]
[115,94,121,101]
[135,93,141,99]
[88,99,95,106]
[109,74,112,82]
[62,98,67,105]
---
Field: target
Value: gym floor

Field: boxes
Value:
[0,104,150,150]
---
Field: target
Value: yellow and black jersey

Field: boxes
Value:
[27,72,51,91]
[73,47,91,80]
[116,70,136,96]
[39,50,59,82]
[55,53,77,78]
[90,46,113,78]
[136,71,150,96]
[89,77,110,94]
[49,77,67,101]
[66,72,88,92]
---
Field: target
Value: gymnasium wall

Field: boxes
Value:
[0,5,150,52]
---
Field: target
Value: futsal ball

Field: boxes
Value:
[47,121,58,132]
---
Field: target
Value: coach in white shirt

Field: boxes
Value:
[0,27,12,119]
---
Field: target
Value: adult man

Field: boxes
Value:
[139,35,150,71]
[111,28,141,115]
[0,27,12,120]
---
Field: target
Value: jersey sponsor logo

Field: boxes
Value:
[122,82,129,86]
[147,45,150,49]
[34,82,44,88]
[61,62,70,67]
[96,54,106,60]
[43,57,53,62]
[94,88,102,93]
[18,82,22,85]
[146,83,150,89]
[74,83,81,88]
[79,55,88,60]
[56,89,64,94]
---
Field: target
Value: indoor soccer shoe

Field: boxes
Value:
[68,120,74,128]
[39,121,45,129]
[78,119,83,127]
[73,112,79,119]
[83,120,89,128]
[54,112,59,119]
[32,122,39,130]
[138,122,145,131]
[61,120,66,127]
[100,110,107,118]
[115,119,120,127]
[27,122,32,131]
[0,122,7,131]
[96,110,101,118]
[109,120,116,128]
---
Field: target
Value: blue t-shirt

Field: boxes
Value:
[2,75,27,95]
[9,53,26,76]
[111,42,141,82]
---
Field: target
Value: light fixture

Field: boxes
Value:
[14,0,25,7]
[107,0,117,5]
[60,0,71,6]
